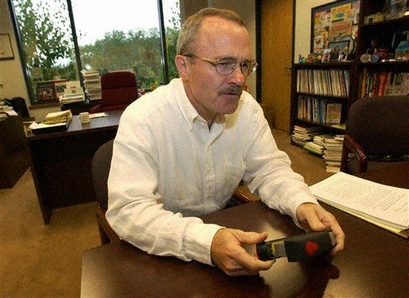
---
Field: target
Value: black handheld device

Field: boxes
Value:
[256,231,336,262]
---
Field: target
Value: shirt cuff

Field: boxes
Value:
[288,193,320,229]
[184,222,224,265]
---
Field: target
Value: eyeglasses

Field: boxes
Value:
[184,54,258,76]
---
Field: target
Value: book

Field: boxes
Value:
[325,103,342,124]
[310,172,409,238]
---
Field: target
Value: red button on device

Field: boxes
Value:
[306,241,319,256]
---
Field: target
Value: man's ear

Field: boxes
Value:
[175,55,189,79]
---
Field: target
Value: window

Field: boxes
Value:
[10,0,180,105]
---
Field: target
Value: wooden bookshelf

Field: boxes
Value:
[290,62,355,141]
[290,0,409,146]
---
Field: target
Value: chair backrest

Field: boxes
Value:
[346,96,409,158]
[5,97,31,119]
[100,71,138,111]
[92,139,114,210]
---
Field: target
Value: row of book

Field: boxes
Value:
[291,125,344,173]
[297,95,342,125]
[296,68,350,97]
[81,70,102,101]
[360,70,409,98]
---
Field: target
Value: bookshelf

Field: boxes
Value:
[290,0,409,172]
[356,1,409,98]
[291,62,354,133]
[291,0,409,138]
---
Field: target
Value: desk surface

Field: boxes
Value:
[27,110,123,140]
[81,164,409,298]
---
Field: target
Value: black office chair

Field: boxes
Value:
[92,140,253,245]
[91,139,121,244]
[340,96,409,174]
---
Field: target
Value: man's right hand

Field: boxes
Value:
[211,228,275,276]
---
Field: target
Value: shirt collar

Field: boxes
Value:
[174,79,227,130]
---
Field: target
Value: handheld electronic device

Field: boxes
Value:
[256,231,336,262]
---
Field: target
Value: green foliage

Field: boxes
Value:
[80,26,180,89]
[13,0,74,81]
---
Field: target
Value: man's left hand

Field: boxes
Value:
[296,203,345,255]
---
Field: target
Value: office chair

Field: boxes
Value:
[340,96,409,174]
[91,139,121,244]
[92,140,253,245]
[90,71,138,113]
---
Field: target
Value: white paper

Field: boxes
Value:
[310,172,409,230]
[89,112,107,119]
[29,122,66,129]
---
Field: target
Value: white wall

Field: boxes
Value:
[294,0,332,62]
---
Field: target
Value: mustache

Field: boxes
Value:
[218,85,243,96]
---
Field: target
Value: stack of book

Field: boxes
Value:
[303,134,333,156]
[81,70,101,101]
[291,124,323,147]
[322,135,344,173]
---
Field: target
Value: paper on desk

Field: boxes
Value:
[89,112,108,119]
[310,172,409,232]
[6,110,18,116]
[29,121,67,129]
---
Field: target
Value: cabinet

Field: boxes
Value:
[290,0,409,144]
[0,115,30,188]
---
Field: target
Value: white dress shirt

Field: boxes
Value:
[106,78,318,265]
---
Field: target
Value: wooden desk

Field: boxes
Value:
[27,110,122,224]
[81,164,409,297]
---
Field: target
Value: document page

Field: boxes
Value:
[310,172,409,231]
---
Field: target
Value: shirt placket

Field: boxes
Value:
[202,122,224,214]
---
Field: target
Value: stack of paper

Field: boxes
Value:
[310,172,409,238]
[41,110,73,124]
[29,110,73,133]
[59,81,85,104]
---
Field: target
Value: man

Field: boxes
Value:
[106,7,344,276]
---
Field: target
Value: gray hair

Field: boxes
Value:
[176,7,245,55]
